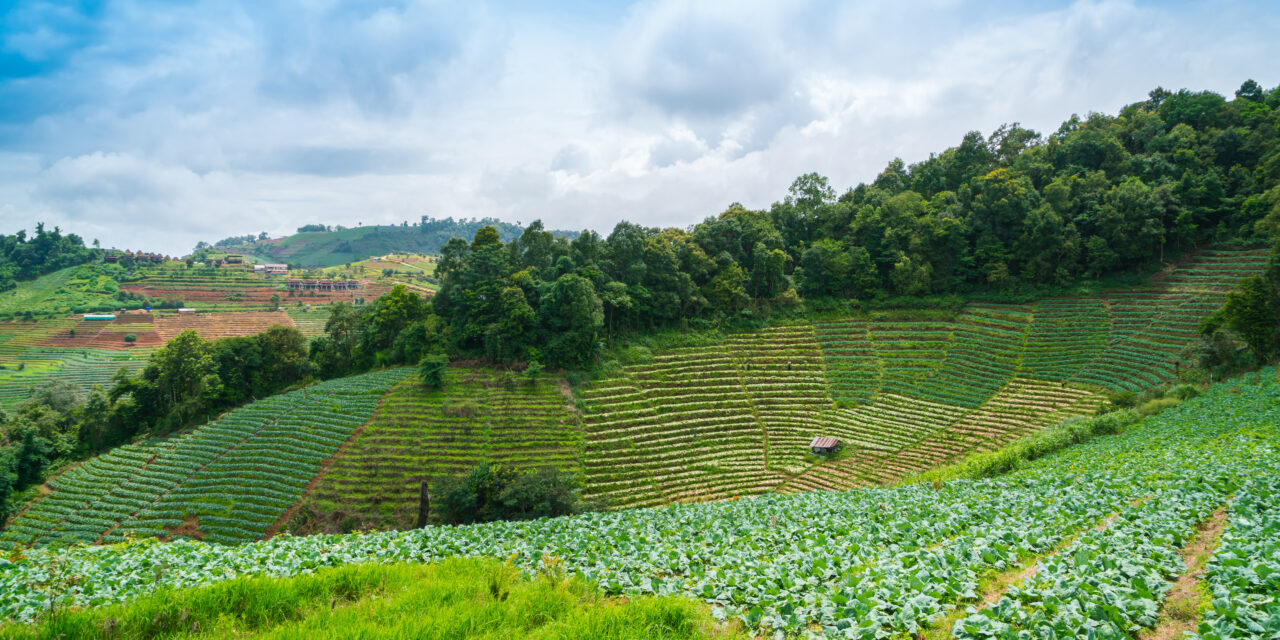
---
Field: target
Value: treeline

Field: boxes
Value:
[420,81,1280,369]
[0,223,99,292]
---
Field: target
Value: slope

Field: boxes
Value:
[3,368,1275,639]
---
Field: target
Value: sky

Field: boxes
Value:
[0,0,1277,256]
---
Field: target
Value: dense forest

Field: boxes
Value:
[0,224,100,292]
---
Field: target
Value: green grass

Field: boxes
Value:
[2,557,743,640]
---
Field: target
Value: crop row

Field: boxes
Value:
[2,368,1273,635]
[2,368,410,547]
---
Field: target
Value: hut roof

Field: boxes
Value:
[809,436,841,449]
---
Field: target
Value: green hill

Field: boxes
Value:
[3,245,1270,545]
[3,367,1276,639]
[214,218,573,268]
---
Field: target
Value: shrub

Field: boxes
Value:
[418,355,448,390]
[124,333,137,343]
[432,463,581,525]
[441,400,479,418]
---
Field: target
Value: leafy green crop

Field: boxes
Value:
[1,369,1276,638]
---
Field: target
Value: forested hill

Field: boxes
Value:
[0,224,99,293]
[426,81,1280,370]
[208,217,575,268]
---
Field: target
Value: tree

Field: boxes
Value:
[1205,261,1280,363]
[418,355,448,390]
[538,273,603,368]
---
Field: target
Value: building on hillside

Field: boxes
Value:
[264,263,288,275]
[253,265,265,273]
[178,308,197,314]
[809,437,842,455]
[104,253,119,263]
[224,254,244,264]
[83,314,116,321]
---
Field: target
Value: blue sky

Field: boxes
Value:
[0,0,1277,254]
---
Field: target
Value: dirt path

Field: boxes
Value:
[1138,507,1228,640]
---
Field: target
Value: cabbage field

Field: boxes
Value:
[2,369,1277,639]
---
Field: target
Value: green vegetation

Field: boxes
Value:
[432,462,582,525]
[0,224,99,294]
[425,82,1280,370]
[208,217,543,268]
[301,369,580,532]
[581,246,1260,508]
[1,368,410,547]
[3,369,1275,638]
[2,558,740,640]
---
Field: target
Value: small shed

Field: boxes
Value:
[809,436,842,455]
[83,314,116,321]
[264,263,288,275]
[178,308,197,314]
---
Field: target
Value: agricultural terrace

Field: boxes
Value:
[285,305,332,339]
[1,368,410,547]
[121,268,388,311]
[4,369,1276,640]
[584,248,1269,509]
[153,310,295,341]
[0,317,155,408]
[306,368,580,531]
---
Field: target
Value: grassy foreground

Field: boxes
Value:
[3,557,742,640]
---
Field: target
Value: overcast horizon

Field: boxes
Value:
[1,0,1278,256]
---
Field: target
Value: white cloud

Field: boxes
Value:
[0,0,1277,254]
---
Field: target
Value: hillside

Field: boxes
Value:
[4,367,1277,639]
[3,245,1269,542]
[0,310,310,408]
[215,218,572,268]
[0,368,410,546]
[579,246,1270,508]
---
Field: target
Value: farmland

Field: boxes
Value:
[0,310,303,408]
[0,368,410,548]
[121,269,388,311]
[303,369,581,531]
[582,247,1270,508]
[3,367,1275,639]
[4,245,1267,543]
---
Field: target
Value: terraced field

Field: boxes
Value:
[4,246,1270,541]
[585,247,1271,508]
[122,270,388,311]
[308,369,581,529]
[154,310,295,340]
[1,368,410,547]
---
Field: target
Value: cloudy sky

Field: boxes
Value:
[1,0,1277,255]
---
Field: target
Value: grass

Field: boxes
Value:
[2,557,744,640]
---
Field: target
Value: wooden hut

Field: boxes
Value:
[809,436,842,455]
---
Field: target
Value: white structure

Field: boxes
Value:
[265,263,289,275]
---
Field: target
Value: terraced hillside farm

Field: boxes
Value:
[1,368,410,547]
[0,317,156,407]
[121,270,389,311]
[154,310,295,340]
[584,247,1271,508]
[0,310,307,408]
[5,369,1276,639]
[305,368,580,530]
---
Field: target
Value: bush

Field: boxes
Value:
[440,400,479,418]
[123,333,137,343]
[909,408,1142,484]
[432,463,581,525]
[418,355,448,390]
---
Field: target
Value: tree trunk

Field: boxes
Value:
[415,480,431,528]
